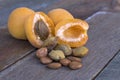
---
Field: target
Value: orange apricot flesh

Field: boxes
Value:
[55,19,89,47]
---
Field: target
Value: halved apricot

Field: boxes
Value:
[48,8,74,25]
[55,19,89,47]
[24,12,54,48]
[8,7,35,40]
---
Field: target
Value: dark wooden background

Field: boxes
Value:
[0,0,120,80]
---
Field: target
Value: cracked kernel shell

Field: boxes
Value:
[55,19,89,47]
[73,46,89,57]
[24,12,54,48]
[8,7,34,40]
[48,8,74,25]
[55,44,72,56]
[49,50,65,61]
[42,37,58,52]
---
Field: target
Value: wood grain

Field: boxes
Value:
[95,51,120,80]
[0,28,35,71]
[0,0,113,27]
[44,0,113,19]
[0,11,120,80]
[0,0,58,27]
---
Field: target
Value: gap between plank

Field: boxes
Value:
[92,49,120,80]
[0,49,37,73]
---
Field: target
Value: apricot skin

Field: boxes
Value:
[8,7,34,40]
[48,8,74,25]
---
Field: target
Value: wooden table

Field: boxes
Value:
[0,0,120,80]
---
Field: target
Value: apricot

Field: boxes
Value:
[24,12,54,48]
[8,7,34,40]
[48,8,74,25]
[55,19,89,47]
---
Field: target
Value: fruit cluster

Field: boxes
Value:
[8,7,89,48]
[8,7,89,70]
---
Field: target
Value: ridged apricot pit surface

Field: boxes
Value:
[55,19,89,47]
[8,7,34,40]
[25,12,54,48]
[48,8,74,25]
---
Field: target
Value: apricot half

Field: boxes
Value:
[25,12,54,48]
[8,7,34,40]
[55,19,89,47]
[48,8,74,25]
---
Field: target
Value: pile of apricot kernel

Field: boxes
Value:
[36,45,88,69]
[8,7,89,70]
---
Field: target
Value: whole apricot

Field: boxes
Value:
[8,7,34,40]
[48,8,74,25]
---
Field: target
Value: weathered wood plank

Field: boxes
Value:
[0,0,113,27]
[0,0,58,27]
[0,28,35,71]
[95,51,120,80]
[44,0,113,19]
[0,0,113,71]
[0,11,120,80]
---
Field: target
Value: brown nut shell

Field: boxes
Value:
[67,56,81,62]
[40,57,53,64]
[60,58,71,66]
[47,62,62,69]
[8,7,34,40]
[69,61,82,70]
[24,12,54,48]
[36,47,48,58]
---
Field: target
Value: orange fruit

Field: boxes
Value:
[24,12,54,48]
[8,7,35,40]
[55,19,89,47]
[48,8,74,25]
